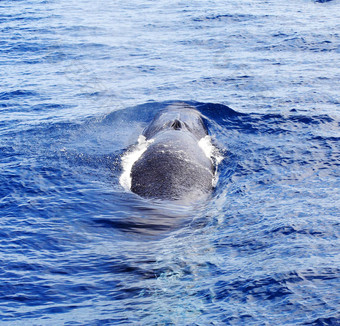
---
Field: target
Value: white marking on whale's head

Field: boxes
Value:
[119,135,154,191]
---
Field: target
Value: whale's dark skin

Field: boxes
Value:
[130,103,214,201]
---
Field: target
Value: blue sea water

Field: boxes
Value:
[1,0,340,324]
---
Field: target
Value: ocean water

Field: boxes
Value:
[0,0,340,325]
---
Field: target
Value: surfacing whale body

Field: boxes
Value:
[130,103,214,201]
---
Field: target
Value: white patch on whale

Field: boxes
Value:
[119,135,154,190]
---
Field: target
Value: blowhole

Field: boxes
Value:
[171,119,182,130]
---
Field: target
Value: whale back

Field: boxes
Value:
[131,132,213,200]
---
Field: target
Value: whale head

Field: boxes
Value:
[143,103,208,140]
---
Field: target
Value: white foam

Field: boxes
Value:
[119,135,154,190]
[198,135,224,187]
[198,135,224,164]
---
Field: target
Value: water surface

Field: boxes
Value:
[0,0,339,324]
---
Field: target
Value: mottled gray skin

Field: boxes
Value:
[131,103,214,200]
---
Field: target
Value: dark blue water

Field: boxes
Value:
[1,0,340,325]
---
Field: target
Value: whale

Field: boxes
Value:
[130,103,214,201]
